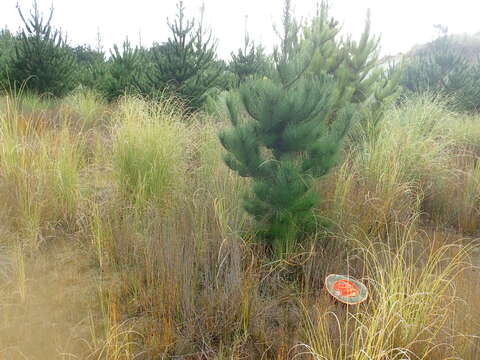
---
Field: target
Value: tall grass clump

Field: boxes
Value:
[46,126,83,224]
[326,95,455,237]
[0,94,84,250]
[301,219,473,360]
[112,96,190,209]
[457,162,480,232]
[359,95,452,189]
[387,96,480,232]
[191,118,250,237]
[62,87,109,130]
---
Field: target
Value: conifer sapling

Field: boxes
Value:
[12,1,76,97]
[219,0,355,255]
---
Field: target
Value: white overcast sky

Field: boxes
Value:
[1,0,479,59]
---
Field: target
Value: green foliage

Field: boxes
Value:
[103,39,143,102]
[143,1,224,111]
[219,0,355,255]
[72,44,106,89]
[230,20,271,86]
[12,1,77,97]
[72,44,104,67]
[304,4,401,135]
[0,28,17,88]
[400,30,480,112]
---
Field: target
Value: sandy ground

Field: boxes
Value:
[0,240,102,359]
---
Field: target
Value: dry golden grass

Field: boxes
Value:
[0,91,478,359]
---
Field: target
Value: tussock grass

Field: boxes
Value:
[112,97,189,209]
[62,87,109,130]
[301,219,472,360]
[0,95,84,250]
[325,95,473,238]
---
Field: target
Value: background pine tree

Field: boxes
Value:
[72,43,106,90]
[219,0,355,256]
[0,28,17,89]
[143,1,224,111]
[230,18,271,86]
[400,28,480,112]
[102,38,143,102]
[12,1,77,97]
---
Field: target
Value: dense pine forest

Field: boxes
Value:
[0,0,479,359]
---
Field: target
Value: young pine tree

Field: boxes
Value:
[401,29,480,112]
[0,29,18,88]
[230,17,271,86]
[72,43,106,89]
[103,39,143,101]
[219,0,355,256]
[12,1,76,97]
[303,4,400,135]
[144,1,224,111]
